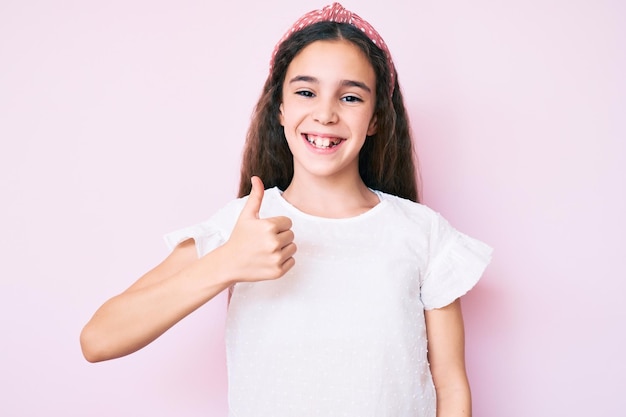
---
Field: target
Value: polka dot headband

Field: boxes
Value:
[270,2,396,96]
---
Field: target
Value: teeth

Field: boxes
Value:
[307,135,341,149]
[316,138,329,147]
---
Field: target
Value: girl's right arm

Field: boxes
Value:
[80,240,231,363]
[80,177,296,362]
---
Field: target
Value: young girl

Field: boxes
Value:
[81,3,492,416]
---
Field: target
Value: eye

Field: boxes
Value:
[341,95,363,103]
[295,90,315,98]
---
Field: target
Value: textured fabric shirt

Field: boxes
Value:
[164,187,493,417]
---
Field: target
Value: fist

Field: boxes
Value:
[223,176,296,282]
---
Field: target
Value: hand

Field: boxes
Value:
[221,176,296,283]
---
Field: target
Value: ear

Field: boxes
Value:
[367,115,377,136]
[279,103,285,126]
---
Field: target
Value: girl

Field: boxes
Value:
[80,3,492,416]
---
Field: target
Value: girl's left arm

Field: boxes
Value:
[425,298,472,417]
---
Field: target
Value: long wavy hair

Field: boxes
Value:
[238,21,420,202]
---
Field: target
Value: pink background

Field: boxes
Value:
[1,1,624,416]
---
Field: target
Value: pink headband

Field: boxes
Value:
[270,2,396,95]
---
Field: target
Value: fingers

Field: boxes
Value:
[240,176,265,219]
[280,242,297,260]
[271,216,293,233]
[276,242,297,276]
[280,255,296,275]
[276,229,295,250]
[239,177,292,230]
[227,176,297,282]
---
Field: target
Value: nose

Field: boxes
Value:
[312,97,338,125]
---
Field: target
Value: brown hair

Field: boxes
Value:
[238,21,420,202]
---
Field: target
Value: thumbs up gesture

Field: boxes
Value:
[221,176,296,283]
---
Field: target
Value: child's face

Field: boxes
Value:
[279,39,377,183]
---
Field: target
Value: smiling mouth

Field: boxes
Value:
[304,134,344,149]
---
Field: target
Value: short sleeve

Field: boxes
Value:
[163,222,226,259]
[163,197,245,258]
[421,214,493,310]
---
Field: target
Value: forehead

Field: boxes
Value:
[285,39,376,84]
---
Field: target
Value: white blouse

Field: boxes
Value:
[165,187,492,417]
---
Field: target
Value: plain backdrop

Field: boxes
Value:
[1,0,624,416]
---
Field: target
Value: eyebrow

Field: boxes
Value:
[288,75,372,93]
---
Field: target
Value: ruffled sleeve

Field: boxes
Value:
[421,214,493,310]
[163,197,246,258]
[163,222,226,259]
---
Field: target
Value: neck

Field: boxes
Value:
[282,174,380,219]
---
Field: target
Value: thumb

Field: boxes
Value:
[241,176,264,219]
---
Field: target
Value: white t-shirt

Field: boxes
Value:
[165,187,493,417]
